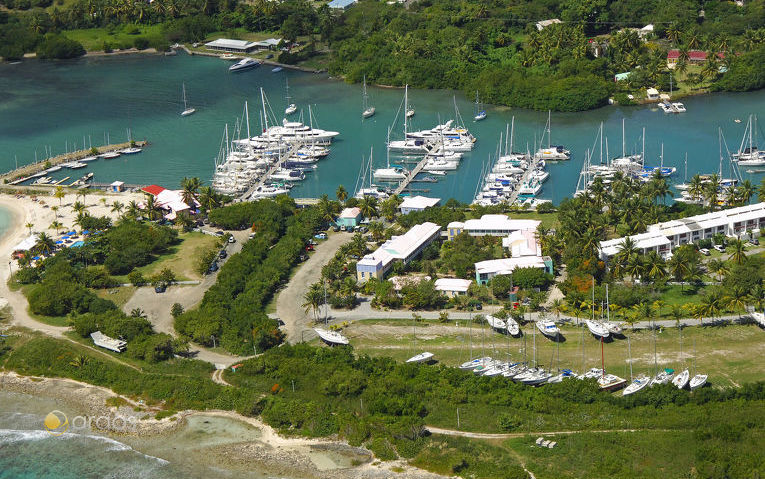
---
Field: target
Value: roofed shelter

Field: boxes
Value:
[205,38,259,53]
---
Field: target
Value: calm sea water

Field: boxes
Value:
[1,53,764,203]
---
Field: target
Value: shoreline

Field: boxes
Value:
[0,371,448,478]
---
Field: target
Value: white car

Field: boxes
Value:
[713,244,725,252]
[699,248,710,256]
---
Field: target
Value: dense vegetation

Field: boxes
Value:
[176,198,323,354]
[2,0,765,108]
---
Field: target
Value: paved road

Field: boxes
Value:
[276,231,354,343]
[122,229,252,366]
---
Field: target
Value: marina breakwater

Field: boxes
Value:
[2,141,148,186]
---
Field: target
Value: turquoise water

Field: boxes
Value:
[1,53,764,203]
[0,206,12,239]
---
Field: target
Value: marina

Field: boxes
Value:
[1,53,765,203]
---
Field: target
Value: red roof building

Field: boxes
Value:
[141,184,166,197]
[667,49,724,65]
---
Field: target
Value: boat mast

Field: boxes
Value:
[622,118,625,158]
[505,123,509,156]
[245,101,251,141]
[404,85,409,137]
[628,336,633,381]
[547,110,552,149]
[510,116,515,155]
[606,284,610,322]
[642,127,646,166]
[260,87,269,132]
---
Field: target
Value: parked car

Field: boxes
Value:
[228,236,236,243]
[154,284,167,293]
[314,233,328,240]
[305,244,314,251]
[713,244,725,252]
[207,262,219,274]
[219,250,227,259]
[699,248,710,256]
[751,238,759,245]
[266,54,274,59]
[332,225,341,232]
[215,230,225,237]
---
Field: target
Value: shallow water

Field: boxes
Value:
[1,53,764,203]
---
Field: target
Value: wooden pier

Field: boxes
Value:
[1,140,148,185]
[393,156,430,196]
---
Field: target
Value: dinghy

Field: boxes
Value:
[689,374,708,390]
[406,352,434,363]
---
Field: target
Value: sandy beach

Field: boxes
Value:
[0,372,449,479]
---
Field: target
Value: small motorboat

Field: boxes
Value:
[474,110,487,121]
[598,373,627,391]
[623,375,651,396]
[120,147,142,154]
[689,374,708,390]
[272,66,283,73]
[285,103,297,115]
[672,369,690,389]
[406,352,434,363]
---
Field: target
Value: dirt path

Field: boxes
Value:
[276,232,354,343]
[425,425,657,439]
[211,368,232,386]
[122,230,252,366]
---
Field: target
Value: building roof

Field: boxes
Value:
[358,222,441,269]
[599,232,672,257]
[13,234,39,252]
[648,202,765,235]
[141,184,166,196]
[502,229,541,257]
[463,215,540,233]
[667,49,723,61]
[328,0,357,8]
[205,38,258,50]
[400,196,441,211]
[254,38,282,47]
[475,256,550,276]
[339,207,362,219]
[110,181,124,187]
[646,88,659,95]
[435,278,472,293]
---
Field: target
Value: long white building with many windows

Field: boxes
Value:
[447,215,540,241]
[599,202,765,260]
[356,222,441,282]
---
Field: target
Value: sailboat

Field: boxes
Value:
[596,336,626,391]
[406,319,434,363]
[505,316,520,336]
[362,75,375,119]
[671,326,690,389]
[284,78,297,115]
[473,91,486,121]
[180,83,195,117]
[732,114,765,165]
[689,338,707,390]
[535,111,570,160]
[406,106,415,118]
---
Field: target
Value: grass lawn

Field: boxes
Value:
[113,232,220,283]
[343,319,765,387]
[64,25,166,51]
[94,286,137,309]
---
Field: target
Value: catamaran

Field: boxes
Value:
[180,83,195,117]
[362,75,375,119]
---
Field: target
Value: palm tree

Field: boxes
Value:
[180,177,200,209]
[54,186,65,205]
[359,195,378,219]
[144,195,159,221]
[111,201,124,215]
[728,239,747,265]
[51,205,59,219]
[724,286,751,318]
[625,254,644,283]
[757,177,765,203]
[644,251,667,283]
[33,232,56,256]
[703,174,720,210]
[665,23,681,45]
[550,298,563,321]
[700,290,722,321]
[78,188,89,205]
[317,194,337,225]
[198,186,221,212]
[302,283,324,322]
[688,174,704,201]
[707,258,729,282]
[25,222,34,235]
[130,308,147,318]
[69,354,90,368]
[368,221,384,242]
[335,185,348,203]
[71,201,87,215]
[737,179,755,205]
[49,220,63,234]
[125,200,141,220]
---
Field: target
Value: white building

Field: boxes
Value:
[435,278,472,298]
[598,202,765,260]
[447,215,540,241]
[204,38,259,53]
[474,256,553,285]
[356,222,441,282]
[399,196,440,214]
[502,229,542,257]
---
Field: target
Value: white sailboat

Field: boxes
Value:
[473,91,486,121]
[623,375,651,396]
[406,320,434,363]
[180,83,195,117]
[486,315,506,331]
[585,319,610,339]
[672,369,690,389]
[535,111,570,160]
[284,78,297,115]
[688,338,707,390]
[505,316,520,336]
[314,328,349,346]
[362,75,375,119]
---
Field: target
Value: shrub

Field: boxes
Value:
[35,34,85,59]
[133,37,149,50]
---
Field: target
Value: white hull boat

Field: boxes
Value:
[363,107,376,118]
[603,322,623,336]
[406,352,434,363]
[120,147,142,154]
[314,328,349,346]
[486,315,506,331]
[100,151,120,159]
[672,369,690,389]
[536,320,559,338]
[505,317,520,336]
[459,357,492,370]
[650,369,674,386]
[285,103,297,115]
[229,58,259,72]
[622,375,651,396]
[598,374,627,391]
[585,320,610,339]
[689,374,707,390]
[373,167,407,182]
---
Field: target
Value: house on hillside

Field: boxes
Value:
[336,207,362,229]
[666,49,725,68]
[140,184,199,220]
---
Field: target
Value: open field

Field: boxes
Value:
[113,231,220,283]
[94,286,137,309]
[341,319,765,387]
[64,25,165,51]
